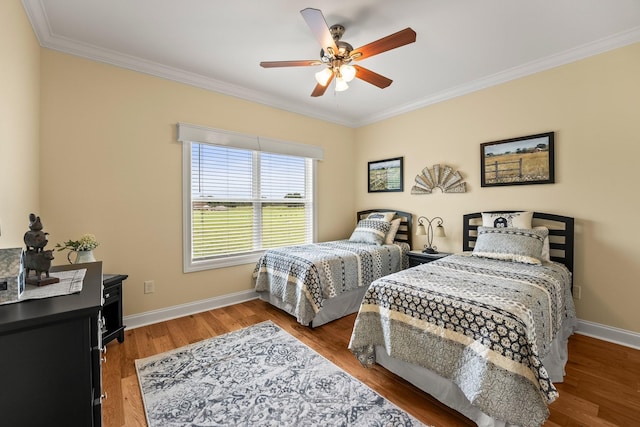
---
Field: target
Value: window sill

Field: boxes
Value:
[184,252,262,272]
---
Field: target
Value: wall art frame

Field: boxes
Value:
[481,132,555,187]
[368,156,404,193]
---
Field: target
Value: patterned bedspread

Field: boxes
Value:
[253,240,409,325]
[348,254,576,427]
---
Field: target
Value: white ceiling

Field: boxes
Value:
[22,0,640,127]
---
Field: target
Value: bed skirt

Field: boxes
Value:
[375,316,577,427]
[257,285,369,328]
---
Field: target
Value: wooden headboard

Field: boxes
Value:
[357,209,413,248]
[462,211,575,273]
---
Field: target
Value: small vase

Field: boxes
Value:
[68,250,96,264]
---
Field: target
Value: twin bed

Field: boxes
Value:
[254,210,576,427]
[254,209,413,327]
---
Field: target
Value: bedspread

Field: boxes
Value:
[348,254,575,427]
[253,240,408,325]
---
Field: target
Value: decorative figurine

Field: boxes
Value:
[23,213,59,286]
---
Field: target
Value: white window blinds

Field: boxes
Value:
[179,123,320,271]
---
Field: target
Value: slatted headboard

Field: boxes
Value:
[462,211,575,274]
[357,209,413,248]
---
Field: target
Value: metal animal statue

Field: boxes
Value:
[24,213,49,252]
[25,249,55,280]
[22,213,59,286]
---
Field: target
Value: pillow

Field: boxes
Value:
[472,226,548,265]
[534,226,551,262]
[366,211,396,222]
[349,219,391,245]
[384,218,402,245]
[482,211,533,229]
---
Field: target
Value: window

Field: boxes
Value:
[178,123,322,272]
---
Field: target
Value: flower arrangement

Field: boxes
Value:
[55,233,100,252]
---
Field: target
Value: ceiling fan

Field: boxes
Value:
[260,8,417,97]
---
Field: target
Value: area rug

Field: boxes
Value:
[136,320,430,426]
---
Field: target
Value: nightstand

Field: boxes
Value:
[408,250,451,267]
[102,274,128,344]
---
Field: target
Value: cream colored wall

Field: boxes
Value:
[9,0,639,334]
[0,0,40,248]
[355,43,640,333]
[39,50,355,316]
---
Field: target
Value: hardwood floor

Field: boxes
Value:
[102,299,640,426]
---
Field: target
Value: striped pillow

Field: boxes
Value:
[472,226,548,265]
[349,219,391,245]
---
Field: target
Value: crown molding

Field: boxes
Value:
[355,26,640,127]
[22,1,640,128]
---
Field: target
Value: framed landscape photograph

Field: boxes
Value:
[368,157,404,193]
[481,132,555,187]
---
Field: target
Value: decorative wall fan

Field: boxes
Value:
[260,8,416,97]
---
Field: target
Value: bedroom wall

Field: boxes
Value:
[354,43,640,334]
[38,49,356,316]
[8,0,638,337]
[0,0,41,249]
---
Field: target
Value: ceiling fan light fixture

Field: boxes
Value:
[315,67,333,86]
[261,9,417,97]
[335,77,349,92]
[339,64,356,82]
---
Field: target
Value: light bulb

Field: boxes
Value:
[335,77,349,92]
[339,64,356,82]
[314,68,333,86]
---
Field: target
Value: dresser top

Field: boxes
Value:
[0,261,103,334]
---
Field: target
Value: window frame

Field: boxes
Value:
[178,123,321,272]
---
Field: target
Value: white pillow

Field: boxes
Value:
[384,218,402,245]
[482,211,533,229]
[366,211,396,222]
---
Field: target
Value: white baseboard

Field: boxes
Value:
[576,319,640,350]
[124,292,640,350]
[123,289,259,330]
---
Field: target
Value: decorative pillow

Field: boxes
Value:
[482,211,533,229]
[366,211,396,222]
[349,219,391,245]
[472,226,548,265]
[534,226,551,262]
[384,218,402,245]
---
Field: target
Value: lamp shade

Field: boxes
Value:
[434,224,446,237]
[335,77,349,92]
[340,64,356,82]
[315,67,333,86]
[416,224,426,235]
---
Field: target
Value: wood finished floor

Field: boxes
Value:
[102,299,640,427]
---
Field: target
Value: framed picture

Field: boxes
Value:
[481,132,555,187]
[368,157,404,193]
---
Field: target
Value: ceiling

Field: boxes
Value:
[22,0,640,128]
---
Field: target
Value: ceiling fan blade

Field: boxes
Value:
[311,73,335,97]
[354,65,392,88]
[300,8,338,53]
[260,60,322,68]
[351,27,416,61]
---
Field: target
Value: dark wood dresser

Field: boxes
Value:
[0,261,104,427]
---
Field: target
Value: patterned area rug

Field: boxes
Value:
[136,321,430,426]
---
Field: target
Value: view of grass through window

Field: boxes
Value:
[190,141,312,262]
[192,204,306,258]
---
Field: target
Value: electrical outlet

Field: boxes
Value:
[144,280,155,294]
[573,285,581,300]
